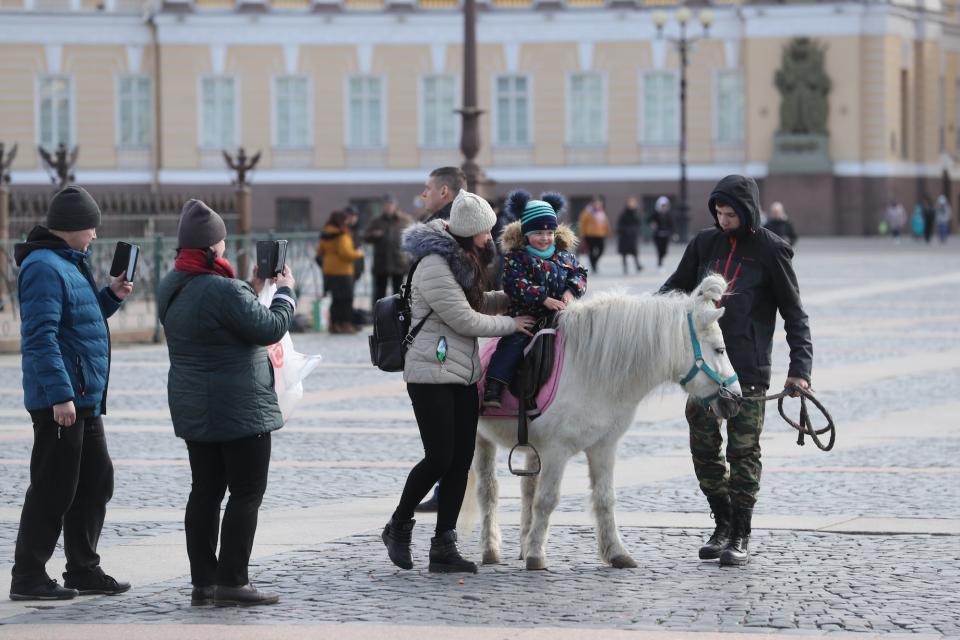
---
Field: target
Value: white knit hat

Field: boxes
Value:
[448,189,497,237]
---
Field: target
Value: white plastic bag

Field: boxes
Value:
[257,281,322,423]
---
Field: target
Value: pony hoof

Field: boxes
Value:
[610,554,638,569]
[525,556,546,571]
[482,549,501,565]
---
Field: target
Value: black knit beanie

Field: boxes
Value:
[46,185,101,231]
[177,199,227,249]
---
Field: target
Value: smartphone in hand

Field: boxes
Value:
[256,240,288,278]
[110,241,140,282]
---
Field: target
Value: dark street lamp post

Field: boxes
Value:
[654,8,712,243]
[459,0,484,194]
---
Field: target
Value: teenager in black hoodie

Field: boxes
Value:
[660,175,813,567]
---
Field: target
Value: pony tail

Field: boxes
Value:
[539,191,566,217]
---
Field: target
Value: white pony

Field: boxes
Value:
[470,273,742,570]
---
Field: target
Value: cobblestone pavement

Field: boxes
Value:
[0,238,958,636]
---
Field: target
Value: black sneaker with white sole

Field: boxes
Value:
[9,579,78,601]
[63,572,131,596]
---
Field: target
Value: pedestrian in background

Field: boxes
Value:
[647,195,674,273]
[920,196,936,243]
[763,201,798,246]
[381,190,534,574]
[157,199,296,608]
[11,185,133,601]
[885,199,906,243]
[317,210,365,335]
[421,166,466,222]
[364,194,413,304]
[935,195,952,243]
[616,195,643,275]
[660,175,813,568]
[910,202,925,240]
[578,195,609,274]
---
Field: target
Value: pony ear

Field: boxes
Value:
[697,306,725,329]
[505,190,532,221]
[539,191,566,215]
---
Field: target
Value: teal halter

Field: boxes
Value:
[679,312,739,406]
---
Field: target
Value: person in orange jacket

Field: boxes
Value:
[578,195,610,274]
[316,209,365,334]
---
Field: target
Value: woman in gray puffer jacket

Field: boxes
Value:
[382,190,534,574]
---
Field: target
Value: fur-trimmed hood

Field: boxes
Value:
[498,221,578,254]
[402,219,477,291]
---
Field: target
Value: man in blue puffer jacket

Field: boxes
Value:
[10,186,134,601]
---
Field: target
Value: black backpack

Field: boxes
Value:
[368,259,432,372]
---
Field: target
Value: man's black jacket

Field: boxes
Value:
[660,175,813,388]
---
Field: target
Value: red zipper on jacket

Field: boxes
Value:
[721,237,741,301]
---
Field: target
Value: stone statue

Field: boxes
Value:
[775,38,832,135]
[222,147,261,188]
[38,142,78,190]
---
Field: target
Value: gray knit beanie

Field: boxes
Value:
[46,185,101,231]
[177,199,227,249]
[448,189,496,237]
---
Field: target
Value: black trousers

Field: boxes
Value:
[654,236,670,266]
[325,275,355,325]
[184,433,271,587]
[12,414,114,588]
[373,273,404,305]
[394,383,479,534]
[585,237,605,272]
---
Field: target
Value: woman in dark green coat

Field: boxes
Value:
[157,200,296,608]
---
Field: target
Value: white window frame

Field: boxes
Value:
[35,74,75,150]
[565,71,607,147]
[345,75,387,149]
[639,70,680,146]
[714,68,745,146]
[198,75,239,150]
[272,75,313,150]
[492,73,534,148]
[115,74,153,149]
[418,74,459,149]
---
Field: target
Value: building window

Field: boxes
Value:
[201,76,236,149]
[117,75,152,148]
[568,72,605,146]
[274,76,310,149]
[421,75,457,147]
[348,76,384,148]
[642,71,679,144]
[495,75,530,147]
[276,198,312,231]
[37,75,72,149]
[715,70,744,145]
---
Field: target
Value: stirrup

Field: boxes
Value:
[508,443,541,477]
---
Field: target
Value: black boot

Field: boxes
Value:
[719,505,753,566]
[699,495,732,560]
[382,517,415,570]
[482,379,504,409]
[429,530,477,574]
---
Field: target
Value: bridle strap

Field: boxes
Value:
[679,312,738,402]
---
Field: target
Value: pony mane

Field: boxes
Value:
[558,290,690,398]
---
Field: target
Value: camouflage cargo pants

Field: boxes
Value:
[685,383,767,508]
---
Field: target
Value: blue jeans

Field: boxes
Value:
[487,333,530,385]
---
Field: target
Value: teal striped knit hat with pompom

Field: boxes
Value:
[521,199,558,236]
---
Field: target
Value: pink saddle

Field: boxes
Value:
[477,329,565,419]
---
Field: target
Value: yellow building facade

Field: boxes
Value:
[1,0,958,234]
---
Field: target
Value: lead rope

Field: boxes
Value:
[742,386,836,451]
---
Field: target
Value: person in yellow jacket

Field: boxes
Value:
[578,195,609,274]
[316,210,365,334]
